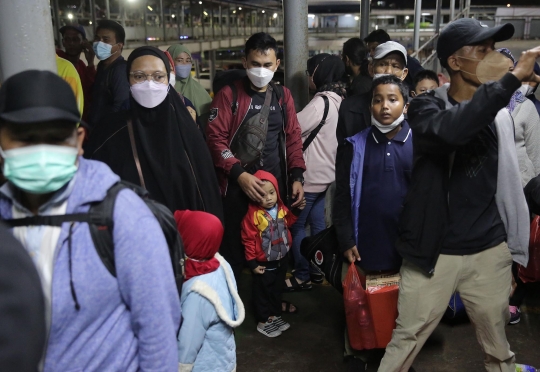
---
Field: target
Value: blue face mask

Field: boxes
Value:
[93,41,117,61]
[1,145,78,194]
[175,64,192,80]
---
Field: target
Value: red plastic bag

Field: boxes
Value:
[518,216,540,283]
[343,264,377,350]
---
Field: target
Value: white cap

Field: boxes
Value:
[372,41,408,64]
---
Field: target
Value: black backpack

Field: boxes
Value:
[3,181,185,297]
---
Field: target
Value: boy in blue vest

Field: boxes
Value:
[333,75,413,371]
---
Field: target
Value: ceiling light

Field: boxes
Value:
[67,13,73,19]
[147,5,153,11]
[273,13,277,18]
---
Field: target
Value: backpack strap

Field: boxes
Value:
[127,119,146,189]
[270,82,288,129]
[302,95,329,152]
[86,182,127,277]
[3,182,128,277]
[3,214,94,227]
[229,83,238,115]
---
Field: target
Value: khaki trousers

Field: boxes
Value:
[378,242,515,372]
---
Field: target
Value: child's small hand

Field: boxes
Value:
[253,266,266,274]
[297,197,307,210]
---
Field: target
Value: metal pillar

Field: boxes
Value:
[52,0,62,48]
[201,2,205,39]
[143,3,148,44]
[190,0,195,39]
[209,49,216,91]
[450,0,456,20]
[105,0,110,19]
[465,0,471,18]
[283,0,308,111]
[413,0,422,51]
[160,0,166,41]
[0,0,57,80]
[435,0,442,34]
[122,3,126,28]
[360,0,370,39]
[227,6,231,36]
[181,4,185,37]
[90,0,97,29]
[211,3,214,39]
[219,5,222,37]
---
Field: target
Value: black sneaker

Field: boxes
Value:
[257,319,282,338]
[272,316,291,331]
[310,271,324,284]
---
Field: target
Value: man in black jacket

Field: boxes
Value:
[378,19,540,372]
[0,224,45,372]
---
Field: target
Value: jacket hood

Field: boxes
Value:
[183,254,245,328]
[253,170,284,206]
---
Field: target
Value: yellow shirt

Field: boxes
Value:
[56,56,84,118]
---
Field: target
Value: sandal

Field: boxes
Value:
[283,276,313,292]
[282,300,299,314]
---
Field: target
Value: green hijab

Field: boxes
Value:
[167,44,212,119]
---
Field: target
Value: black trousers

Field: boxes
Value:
[219,176,288,281]
[252,257,288,323]
[220,180,250,281]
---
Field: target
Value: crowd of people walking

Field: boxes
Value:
[0,14,540,372]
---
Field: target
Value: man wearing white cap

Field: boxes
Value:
[336,41,409,150]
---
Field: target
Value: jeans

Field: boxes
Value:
[289,192,326,281]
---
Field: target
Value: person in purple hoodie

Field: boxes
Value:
[0,70,181,372]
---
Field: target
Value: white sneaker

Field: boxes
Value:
[257,319,282,338]
[272,316,290,331]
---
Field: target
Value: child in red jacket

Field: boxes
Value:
[241,170,305,338]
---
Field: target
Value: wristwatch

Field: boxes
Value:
[292,177,304,186]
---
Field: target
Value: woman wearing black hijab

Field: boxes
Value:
[84,46,223,222]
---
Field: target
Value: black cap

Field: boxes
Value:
[437,18,514,68]
[0,70,84,126]
[59,24,86,39]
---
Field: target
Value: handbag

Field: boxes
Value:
[518,215,540,283]
[300,226,343,293]
[229,85,273,168]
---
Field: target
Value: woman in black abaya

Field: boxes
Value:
[85,46,223,222]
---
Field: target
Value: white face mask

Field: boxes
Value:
[130,80,169,108]
[246,67,275,88]
[169,72,176,88]
[371,113,405,134]
[373,71,405,81]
